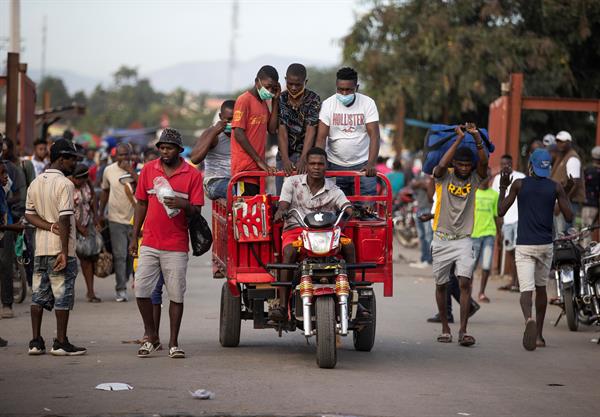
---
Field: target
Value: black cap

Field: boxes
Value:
[50,139,81,162]
[156,128,184,152]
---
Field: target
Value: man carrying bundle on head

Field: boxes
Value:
[431,123,488,347]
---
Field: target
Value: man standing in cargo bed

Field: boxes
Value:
[431,123,488,347]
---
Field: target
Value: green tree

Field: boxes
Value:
[306,66,338,100]
[38,76,71,107]
[342,0,600,152]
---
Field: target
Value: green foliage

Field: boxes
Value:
[39,76,71,107]
[48,66,214,144]
[342,0,600,152]
[305,66,338,100]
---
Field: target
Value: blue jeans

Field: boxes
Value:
[205,178,230,200]
[472,235,495,271]
[415,210,433,264]
[328,161,377,196]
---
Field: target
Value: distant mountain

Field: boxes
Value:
[144,54,337,94]
[28,68,105,94]
[28,55,338,95]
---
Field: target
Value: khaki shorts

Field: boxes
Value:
[515,244,553,292]
[134,246,189,303]
[431,237,475,285]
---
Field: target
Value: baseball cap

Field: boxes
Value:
[542,134,555,146]
[156,128,184,152]
[592,146,600,160]
[556,131,572,142]
[529,148,552,178]
[50,139,81,162]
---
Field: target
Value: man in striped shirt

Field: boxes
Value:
[25,139,87,356]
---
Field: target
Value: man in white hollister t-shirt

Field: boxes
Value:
[315,67,380,196]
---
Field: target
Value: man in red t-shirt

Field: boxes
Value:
[129,128,204,359]
[231,65,280,195]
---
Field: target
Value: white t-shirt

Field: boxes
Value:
[319,93,379,167]
[491,170,526,225]
[566,156,581,178]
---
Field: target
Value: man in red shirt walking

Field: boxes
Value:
[129,128,204,359]
[231,65,280,195]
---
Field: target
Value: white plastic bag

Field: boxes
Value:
[153,176,180,218]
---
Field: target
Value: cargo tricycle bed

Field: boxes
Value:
[210,171,393,369]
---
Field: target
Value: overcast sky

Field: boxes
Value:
[1,0,364,78]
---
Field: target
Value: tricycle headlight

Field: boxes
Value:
[305,231,334,254]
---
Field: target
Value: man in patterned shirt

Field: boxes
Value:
[276,63,321,193]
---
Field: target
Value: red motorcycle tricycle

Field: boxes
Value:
[211,171,394,368]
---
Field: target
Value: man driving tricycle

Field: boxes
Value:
[271,147,355,322]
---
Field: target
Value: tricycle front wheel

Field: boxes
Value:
[315,297,337,369]
[219,282,241,347]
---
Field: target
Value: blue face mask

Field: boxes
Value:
[258,80,274,100]
[336,93,355,106]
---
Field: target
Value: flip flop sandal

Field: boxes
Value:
[523,318,537,351]
[87,296,101,303]
[509,285,520,293]
[437,333,453,343]
[137,341,161,357]
[169,346,185,358]
[458,334,476,347]
[478,294,490,303]
[536,338,546,348]
[498,284,512,291]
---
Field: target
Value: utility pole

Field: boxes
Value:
[227,0,238,93]
[9,0,21,53]
[41,14,47,82]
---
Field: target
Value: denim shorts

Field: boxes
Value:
[31,255,78,311]
[328,161,377,196]
[472,235,495,271]
[205,177,230,200]
[502,222,518,251]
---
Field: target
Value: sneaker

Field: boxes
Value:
[28,337,46,355]
[115,290,128,302]
[1,306,14,318]
[409,261,429,269]
[50,338,87,356]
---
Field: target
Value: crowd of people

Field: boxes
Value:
[0,61,597,355]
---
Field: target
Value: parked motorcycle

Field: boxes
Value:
[392,188,419,248]
[553,226,600,331]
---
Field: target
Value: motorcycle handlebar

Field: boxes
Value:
[554,224,600,242]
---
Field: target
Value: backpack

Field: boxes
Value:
[422,124,494,175]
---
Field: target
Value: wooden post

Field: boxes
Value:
[5,52,19,142]
[507,73,523,158]
[596,100,600,147]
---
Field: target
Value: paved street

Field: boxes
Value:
[1,243,599,417]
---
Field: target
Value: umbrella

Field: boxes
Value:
[75,132,101,148]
